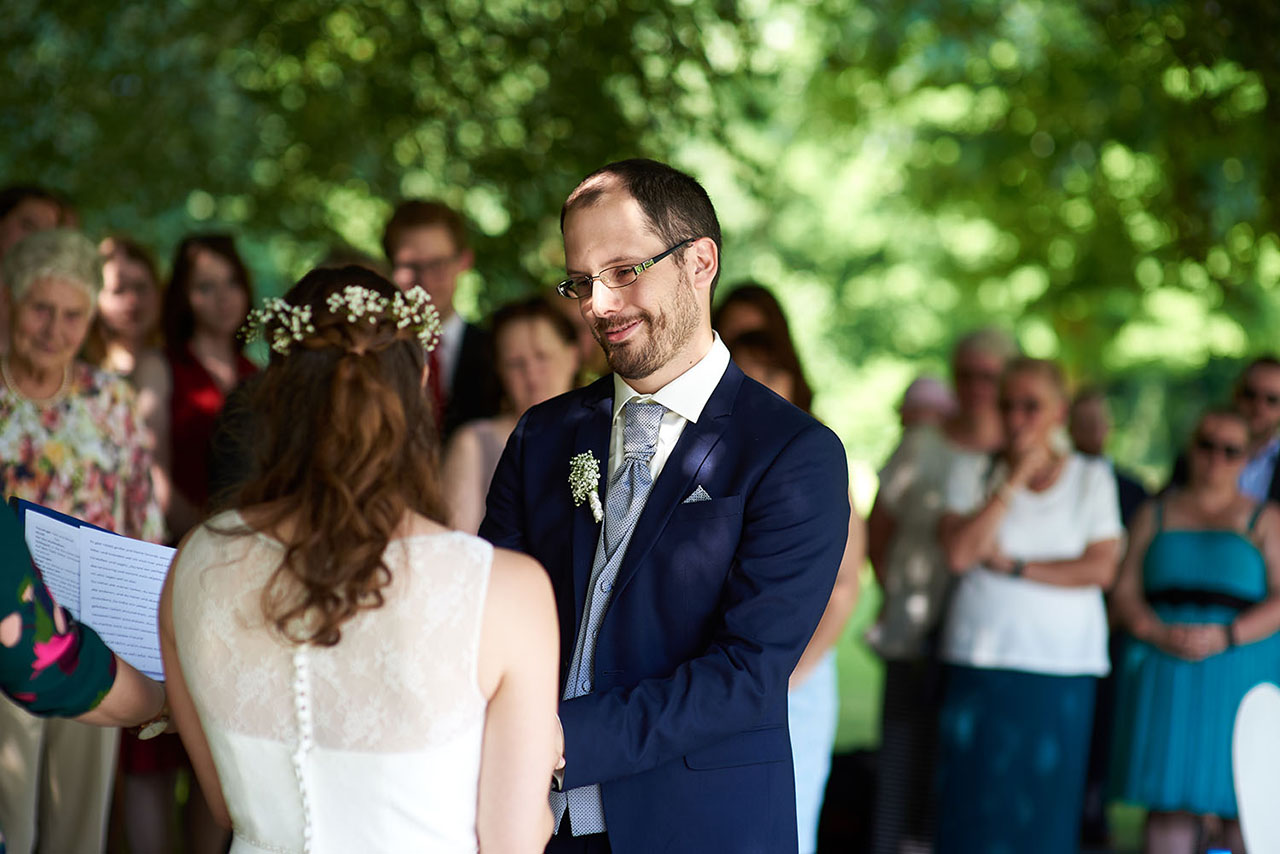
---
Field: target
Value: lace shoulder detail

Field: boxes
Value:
[172,515,494,751]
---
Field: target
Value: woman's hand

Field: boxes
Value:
[1006,443,1052,490]
[1161,624,1229,661]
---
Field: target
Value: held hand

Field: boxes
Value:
[1007,444,1052,490]
[1163,624,1228,661]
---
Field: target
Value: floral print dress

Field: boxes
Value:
[0,362,163,541]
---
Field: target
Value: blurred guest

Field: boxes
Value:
[727,329,864,854]
[1070,386,1148,527]
[1068,385,1151,846]
[84,237,176,514]
[383,200,501,437]
[937,357,1122,854]
[898,374,955,429]
[866,328,1016,854]
[1233,356,1280,500]
[0,185,66,354]
[713,282,798,353]
[1111,408,1280,854]
[83,236,189,854]
[442,298,580,535]
[551,291,608,383]
[162,234,256,540]
[1167,356,1280,502]
[0,229,164,854]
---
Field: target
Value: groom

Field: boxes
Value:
[480,159,850,854]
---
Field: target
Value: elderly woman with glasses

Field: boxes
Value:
[0,228,163,854]
[1110,407,1280,854]
[936,357,1123,854]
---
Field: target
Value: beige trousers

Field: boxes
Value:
[0,695,119,854]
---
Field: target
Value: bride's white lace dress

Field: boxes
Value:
[172,510,492,854]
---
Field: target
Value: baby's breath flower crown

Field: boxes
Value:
[243,284,443,356]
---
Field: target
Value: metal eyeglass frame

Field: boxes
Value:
[555,238,696,300]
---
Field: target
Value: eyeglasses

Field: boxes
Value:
[1239,386,1280,408]
[394,256,459,281]
[998,398,1042,415]
[955,366,1001,385]
[1193,435,1245,460]
[556,238,695,300]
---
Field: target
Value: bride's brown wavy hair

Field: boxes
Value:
[235,265,447,646]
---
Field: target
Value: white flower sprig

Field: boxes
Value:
[243,284,443,356]
[569,451,604,523]
[244,298,317,355]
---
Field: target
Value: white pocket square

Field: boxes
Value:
[683,485,713,504]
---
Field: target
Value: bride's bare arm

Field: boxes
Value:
[159,541,232,829]
[476,549,559,853]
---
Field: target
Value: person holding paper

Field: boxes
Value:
[160,266,560,853]
[0,228,164,854]
[0,502,167,853]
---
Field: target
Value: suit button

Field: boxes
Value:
[599,579,612,593]
[580,679,591,693]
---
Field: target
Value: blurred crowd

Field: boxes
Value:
[0,182,1276,854]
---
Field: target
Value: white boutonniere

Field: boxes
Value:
[569,451,604,523]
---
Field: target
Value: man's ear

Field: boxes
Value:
[688,237,718,293]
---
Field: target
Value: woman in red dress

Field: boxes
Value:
[162,234,257,539]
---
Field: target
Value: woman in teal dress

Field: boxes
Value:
[1112,408,1280,854]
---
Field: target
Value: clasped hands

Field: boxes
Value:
[1149,622,1231,661]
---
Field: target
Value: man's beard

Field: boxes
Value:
[592,274,700,381]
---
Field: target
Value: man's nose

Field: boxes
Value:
[589,278,622,314]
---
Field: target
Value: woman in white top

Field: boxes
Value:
[937,357,1122,854]
[159,266,560,854]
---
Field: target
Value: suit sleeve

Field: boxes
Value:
[558,422,851,787]
[477,411,529,553]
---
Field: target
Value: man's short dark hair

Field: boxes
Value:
[381,200,468,260]
[1241,355,1280,381]
[560,158,723,299]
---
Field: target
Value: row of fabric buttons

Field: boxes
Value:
[292,647,315,854]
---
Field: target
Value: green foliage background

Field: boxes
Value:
[4,1,1278,765]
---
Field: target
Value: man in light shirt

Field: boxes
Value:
[1166,356,1280,502]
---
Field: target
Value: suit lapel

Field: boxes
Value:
[570,377,614,633]
[612,363,744,598]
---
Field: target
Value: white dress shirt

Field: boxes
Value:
[608,333,731,482]
[436,311,466,395]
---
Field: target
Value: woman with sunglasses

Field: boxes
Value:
[937,357,1123,854]
[1110,408,1280,853]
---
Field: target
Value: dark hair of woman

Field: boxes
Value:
[161,233,254,348]
[726,329,814,413]
[490,296,577,355]
[713,283,795,349]
[232,266,447,647]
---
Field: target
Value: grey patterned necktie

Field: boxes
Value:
[553,398,665,836]
[604,399,665,557]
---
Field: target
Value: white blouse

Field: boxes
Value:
[941,452,1122,676]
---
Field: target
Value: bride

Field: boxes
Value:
[158,266,559,853]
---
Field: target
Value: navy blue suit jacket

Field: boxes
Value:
[479,362,850,854]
